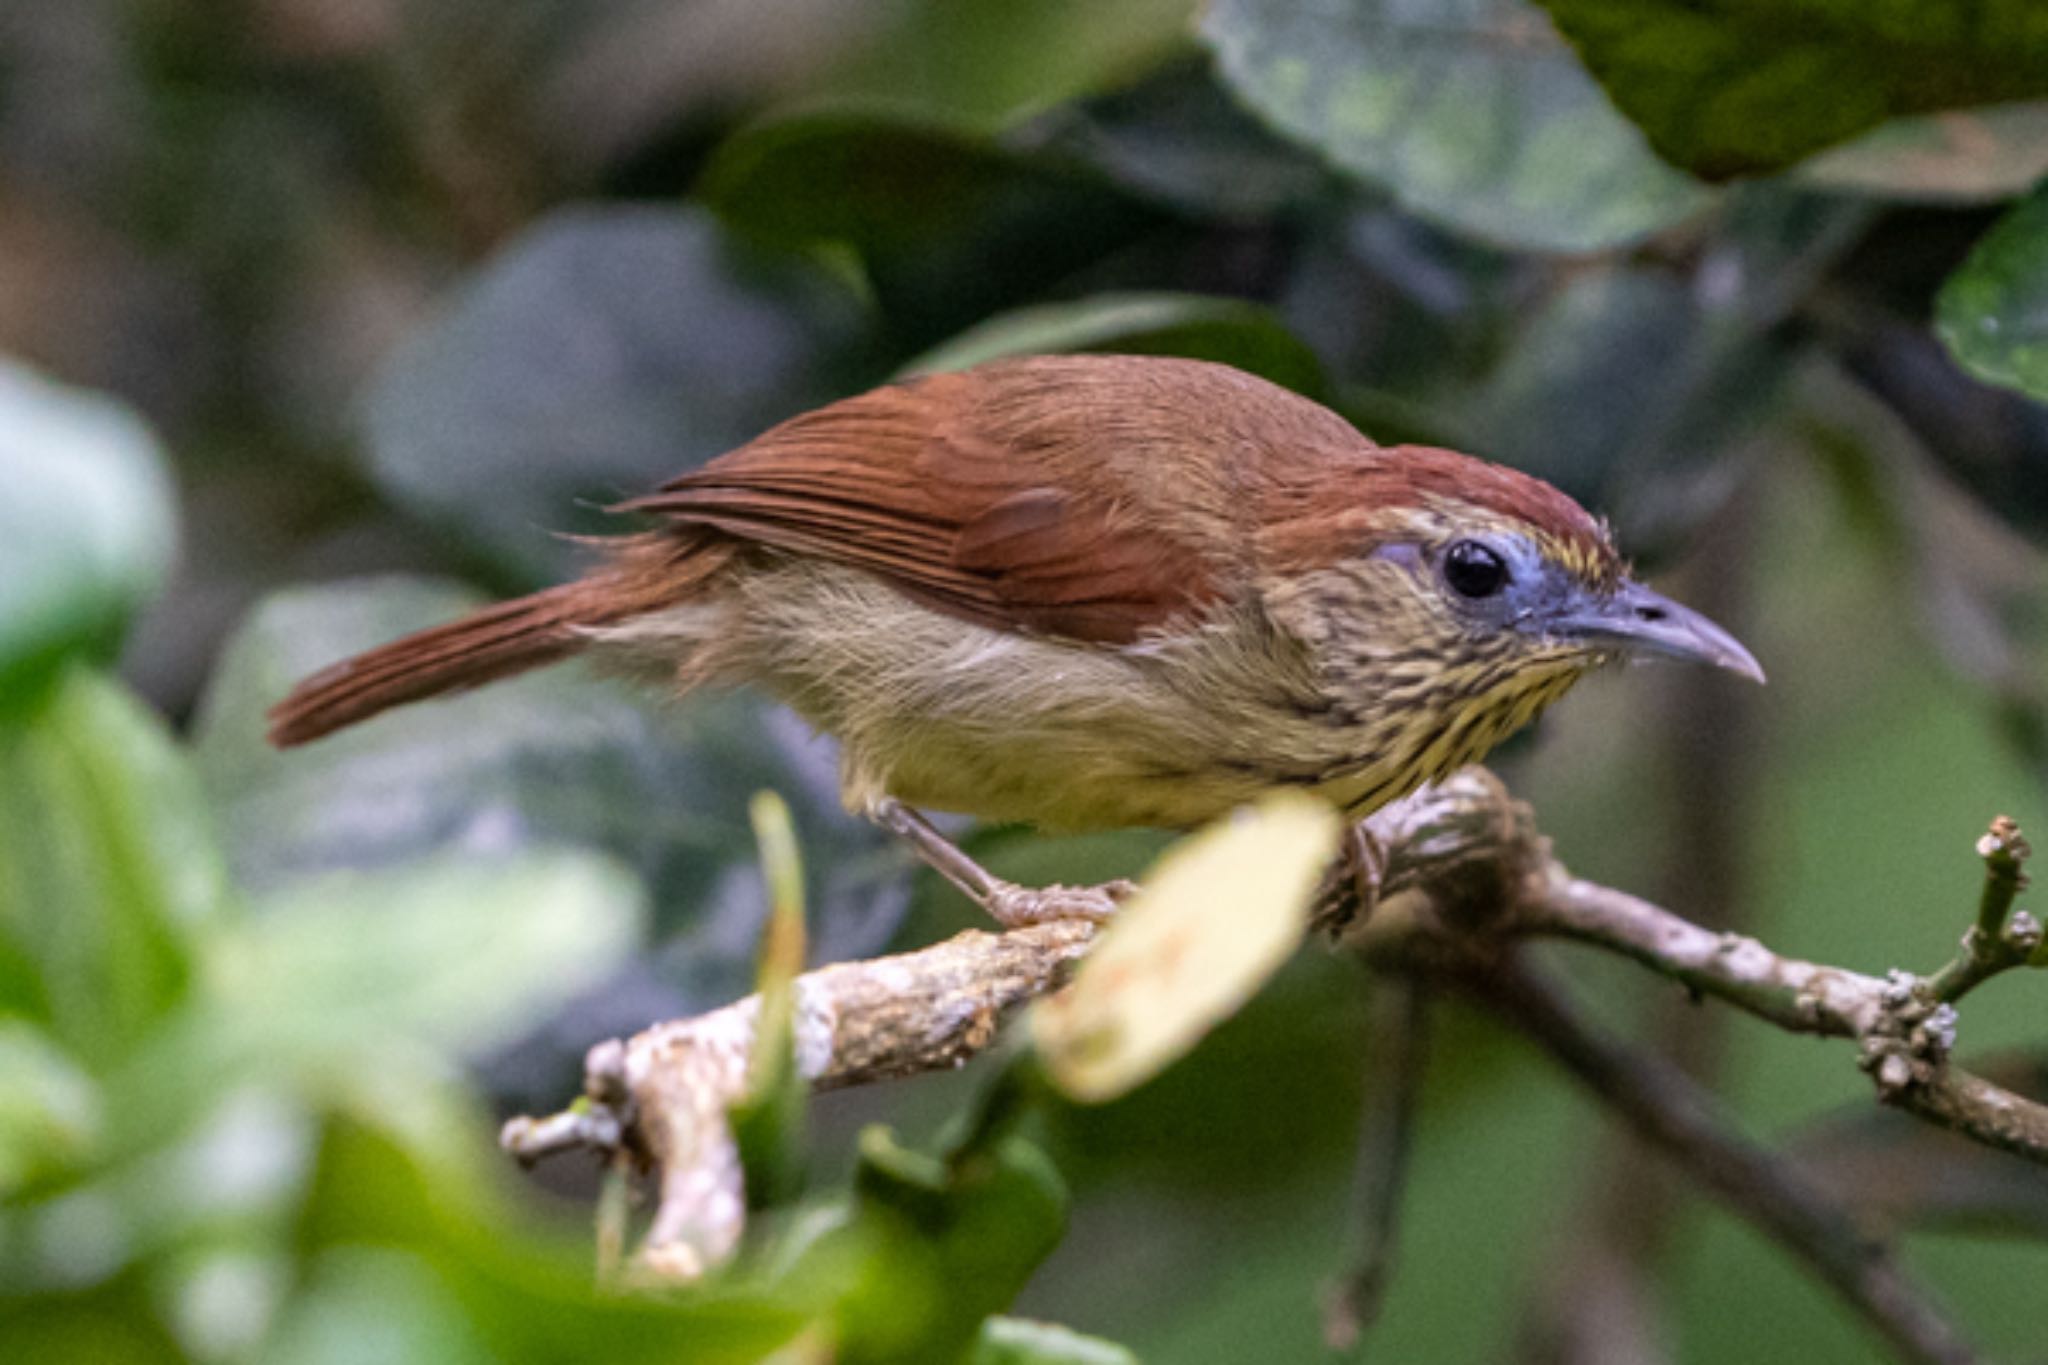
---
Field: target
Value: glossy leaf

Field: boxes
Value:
[1034,793,1337,1103]
[1531,0,2048,179]
[904,292,1328,397]
[1201,0,1711,252]
[1937,180,2048,405]
[361,205,874,582]
[0,363,176,715]
[191,578,911,1034]
[0,674,225,1066]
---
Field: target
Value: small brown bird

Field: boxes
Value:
[270,355,1759,921]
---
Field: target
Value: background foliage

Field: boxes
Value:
[5,1,2048,1361]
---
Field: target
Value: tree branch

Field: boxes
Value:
[1449,953,1977,1365]
[502,768,2041,1365]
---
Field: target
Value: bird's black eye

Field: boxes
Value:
[1443,540,1509,599]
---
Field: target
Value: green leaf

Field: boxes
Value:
[0,1023,101,1198]
[205,851,644,1073]
[0,673,225,1064]
[805,0,1197,131]
[1201,0,1711,252]
[825,1125,1070,1365]
[1529,0,2048,179]
[1033,792,1337,1103]
[1937,179,2048,404]
[0,362,176,715]
[700,110,1159,347]
[360,205,875,582]
[191,578,911,1019]
[904,293,1327,398]
[1018,64,1335,221]
[971,1317,1139,1365]
[291,1116,815,1365]
[728,792,811,1210]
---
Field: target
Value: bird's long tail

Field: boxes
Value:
[266,535,723,747]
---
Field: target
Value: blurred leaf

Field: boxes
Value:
[823,1126,1069,1365]
[0,673,225,1065]
[700,110,1161,347]
[191,578,911,1039]
[905,292,1328,396]
[294,1116,814,1365]
[0,1023,101,1199]
[204,851,644,1072]
[1531,0,2048,179]
[263,1247,497,1365]
[1801,104,2048,203]
[809,0,1198,130]
[730,792,810,1210]
[1034,793,1337,1104]
[1470,190,1872,551]
[1937,179,2048,405]
[0,362,177,716]
[1015,62,1334,220]
[970,1317,1138,1365]
[1201,0,1711,252]
[361,205,876,582]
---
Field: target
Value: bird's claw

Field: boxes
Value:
[1311,823,1385,939]
[985,878,1134,928]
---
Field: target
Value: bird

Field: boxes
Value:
[269,354,1761,925]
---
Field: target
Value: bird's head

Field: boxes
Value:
[1262,446,1761,796]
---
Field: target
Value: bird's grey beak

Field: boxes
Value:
[1549,580,1765,684]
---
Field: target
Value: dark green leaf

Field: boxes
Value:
[699,111,1161,347]
[1467,189,1871,553]
[906,293,1327,398]
[0,364,176,716]
[1201,0,1711,252]
[827,1126,1069,1365]
[0,673,224,1065]
[360,205,875,582]
[191,579,911,1040]
[1530,0,2048,179]
[1937,179,2048,404]
[1013,62,1335,220]
[971,1317,1139,1365]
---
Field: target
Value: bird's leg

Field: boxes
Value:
[1312,819,1386,939]
[868,798,1133,927]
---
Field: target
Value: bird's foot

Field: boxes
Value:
[1311,822,1386,939]
[982,877,1137,929]
[868,797,1134,929]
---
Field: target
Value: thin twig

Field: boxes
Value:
[1322,977,1430,1355]
[1924,816,2035,1005]
[1454,954,1977,1365]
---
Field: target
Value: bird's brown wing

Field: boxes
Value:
[619,357,1257,644]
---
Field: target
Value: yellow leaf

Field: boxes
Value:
[1032,792,1339,1102]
